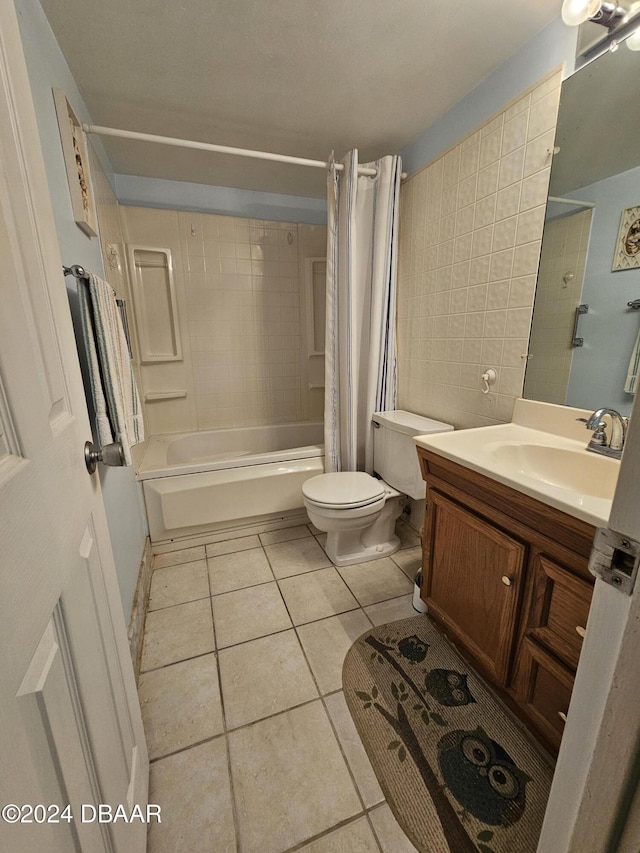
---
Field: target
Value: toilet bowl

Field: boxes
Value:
[303,411,453,567]
[303,472,403,566]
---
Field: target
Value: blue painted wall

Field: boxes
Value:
[16,0,148,620]
[115,174,327,224]
[565,166,640,416]
[401,17,578,175]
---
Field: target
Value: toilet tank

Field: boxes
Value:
[372,410,453,499]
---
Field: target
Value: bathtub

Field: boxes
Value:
[137,421,324,546]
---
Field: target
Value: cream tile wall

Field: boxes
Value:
[397,70,562,429]
[120,206,326,435]
[523,208,592,404]
[89,147,128,300]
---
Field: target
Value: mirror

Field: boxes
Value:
[523,44,640,416]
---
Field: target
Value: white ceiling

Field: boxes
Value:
[40,0,562,198]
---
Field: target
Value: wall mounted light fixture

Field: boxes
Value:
[562,0,626,28]
[562,0,640,53]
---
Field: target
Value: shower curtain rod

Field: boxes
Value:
[548,195,595,209]
[81,123,408,179]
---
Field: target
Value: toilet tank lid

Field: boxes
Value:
[372,410,454,437]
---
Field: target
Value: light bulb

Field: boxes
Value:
[561,0,602,26]
[626,25,640,47]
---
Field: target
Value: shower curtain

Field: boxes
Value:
[324,149,402,474]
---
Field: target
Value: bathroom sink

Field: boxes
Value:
[486,442,619,501]
[413,401,623,527]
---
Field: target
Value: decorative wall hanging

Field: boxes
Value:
[52,89,98,238]
[612,205,640,271]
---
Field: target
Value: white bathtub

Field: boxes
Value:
[137,421,324,546]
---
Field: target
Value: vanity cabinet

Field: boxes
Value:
[417,447,595,754]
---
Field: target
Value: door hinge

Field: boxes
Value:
[589,528,640,595]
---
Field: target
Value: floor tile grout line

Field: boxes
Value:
[258,529,314,547]
[279,808,380,853]
[147,591,211,613]
[148,571,415,619]
[364,802,397,853]
[148,730,226,765]
[275,562,359,625]
[364,810,386,853]
[274,571,380,820]
[273,553,384,825]
[218,543,320,737]
[303,667,372,821]
[149,522,420,573]
[139,647,217,677]
[149,734,388,850]
[216,624,293,653]
[224,695,322,736]
[139,592,411,673]
[205,557,244,853]
[209,574,277,597]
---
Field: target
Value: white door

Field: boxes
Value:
[0,2,148,852]
[538,391,640,847]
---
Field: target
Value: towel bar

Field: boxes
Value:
[571,303,589,347]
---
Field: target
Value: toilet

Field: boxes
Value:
[303,410,453,566]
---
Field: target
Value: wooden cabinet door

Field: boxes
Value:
[423,491,526,684]
[512,638,574,752]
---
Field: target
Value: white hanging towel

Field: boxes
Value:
[78,273,144,465]
[624,328,640,395]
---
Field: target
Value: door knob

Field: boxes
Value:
[501,576,512,586]
[84,440,125,474]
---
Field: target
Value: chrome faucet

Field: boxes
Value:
[577,408,629,459]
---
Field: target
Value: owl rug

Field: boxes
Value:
[342,615,554,853]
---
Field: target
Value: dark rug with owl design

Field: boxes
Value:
[342,615,553,853]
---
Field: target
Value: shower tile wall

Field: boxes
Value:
[397,69,562,429]
[88,146,129,302]
[523,208,592,404]
[121,206,325,435]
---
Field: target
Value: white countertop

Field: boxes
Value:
[413,399,619,528]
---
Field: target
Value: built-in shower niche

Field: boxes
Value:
[305,256,326,391]
[126,245,182,364]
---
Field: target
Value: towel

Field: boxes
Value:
[78,273,144,465]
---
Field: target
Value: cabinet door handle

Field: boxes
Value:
[501,576,512,586]
[575,626,586,638]
[558,711,568,723]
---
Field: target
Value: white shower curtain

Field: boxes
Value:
[324,149,402,474]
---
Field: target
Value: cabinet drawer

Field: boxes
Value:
[527,554,593,670]
[513,638,574,752]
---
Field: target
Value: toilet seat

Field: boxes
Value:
[302,472,385,509]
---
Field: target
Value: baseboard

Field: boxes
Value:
[128,537,153,683]
[151,509,311,554]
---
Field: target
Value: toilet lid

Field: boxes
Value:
[302,472,385,508]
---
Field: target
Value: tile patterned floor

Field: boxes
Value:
[141,520,422,853]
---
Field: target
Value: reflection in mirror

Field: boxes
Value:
[523,44,640,416]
